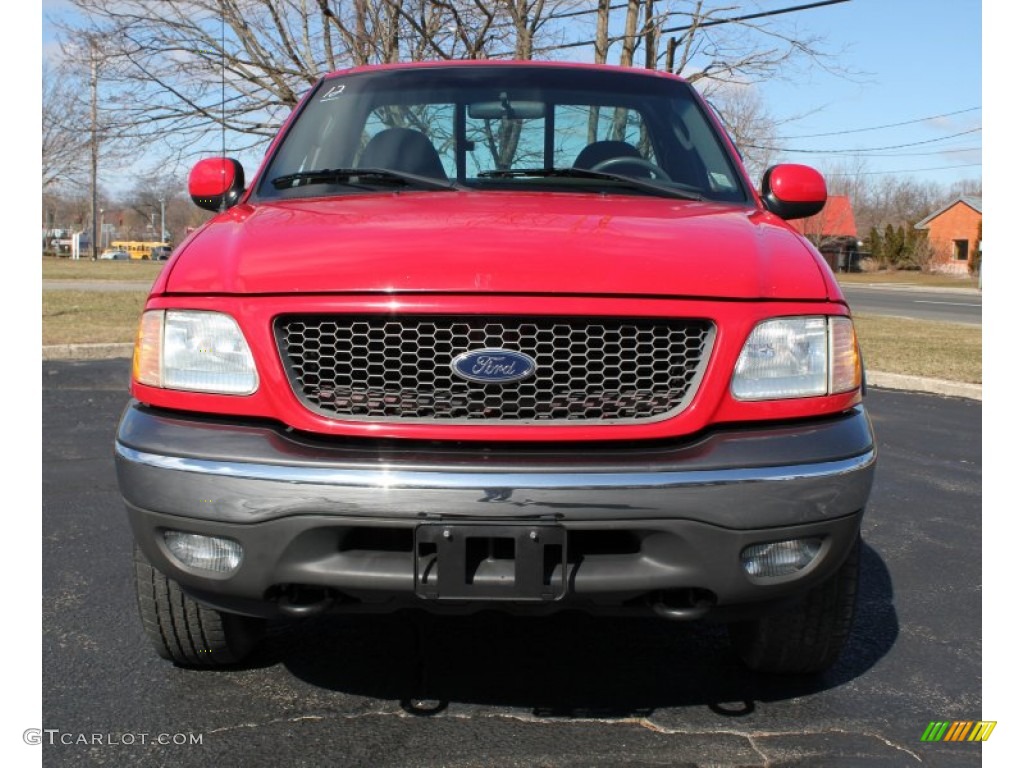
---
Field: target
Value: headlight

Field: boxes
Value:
[133,310,258,395]
[732,315,860,400]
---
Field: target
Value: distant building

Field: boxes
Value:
[914,196,982,275]
[790,195,859,272]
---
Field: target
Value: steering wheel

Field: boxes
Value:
[591,156,672,181]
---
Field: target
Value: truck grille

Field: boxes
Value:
[275,316,714,424]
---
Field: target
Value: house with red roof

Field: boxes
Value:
[790,195,859,272]
[914,196,982,275]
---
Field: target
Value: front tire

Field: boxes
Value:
[729,535,861,675]
[133,545,266,667]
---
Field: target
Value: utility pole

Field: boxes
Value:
[89,36,99,260]
[160,197,166,244]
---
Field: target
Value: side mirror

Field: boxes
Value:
[188,158,246,212]
[760,164,826,220]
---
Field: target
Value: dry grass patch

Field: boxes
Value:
[42,257,164,282]
[854,314,981,384]
[43,290,147,345]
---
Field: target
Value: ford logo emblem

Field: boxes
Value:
[451,348,536,384]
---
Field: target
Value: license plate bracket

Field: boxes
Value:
[414,523,568,601]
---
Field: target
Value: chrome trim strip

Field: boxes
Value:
[116,442,875,491]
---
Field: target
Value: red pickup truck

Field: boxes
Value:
[116,61,874,674]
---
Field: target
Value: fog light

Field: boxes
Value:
[741,538,821,578]
[163,531,243,575]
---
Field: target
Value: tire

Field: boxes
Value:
[133,545,266,667]
[729,535,861,675]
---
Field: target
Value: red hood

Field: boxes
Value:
[163,192,828,299]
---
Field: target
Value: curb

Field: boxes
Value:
[838,281,981,296]
[41,343,982,401]
[867,372,981,401]
[42,343,134,361]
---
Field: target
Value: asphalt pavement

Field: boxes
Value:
[839,285,982,325]
[41,359,982,767]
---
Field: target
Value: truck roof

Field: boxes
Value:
[325,58,686,82]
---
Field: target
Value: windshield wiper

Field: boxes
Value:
[478,167,704,201]
[271,167,463,192]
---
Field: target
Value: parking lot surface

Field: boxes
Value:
[42,360,981,766]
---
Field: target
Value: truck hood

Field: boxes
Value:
[164,192,828,300]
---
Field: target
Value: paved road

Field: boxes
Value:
[840,285,982,325]
[42,360,981,766]
[43,280,154,292]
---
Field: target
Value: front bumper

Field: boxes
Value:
[116,402,875,620]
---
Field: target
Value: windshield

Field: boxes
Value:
[257,65,751,204]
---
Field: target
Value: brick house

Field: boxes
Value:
[790,195,859,272]
[914,196,982,275]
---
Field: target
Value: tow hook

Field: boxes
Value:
[275,585,337,617]
[649,589,716,620]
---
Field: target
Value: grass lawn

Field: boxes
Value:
[854,314,981,384]
[837,271,979,290]
[42,256,165,282]
[42,290,147,345]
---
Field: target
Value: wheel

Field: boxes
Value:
[133,545,266,667]
[590,156,672,181]
[729,535,861,675]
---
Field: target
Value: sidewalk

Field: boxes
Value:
[837,280,981,296]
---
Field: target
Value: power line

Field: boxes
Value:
[747,127,982,154]
[495,0,850,57]
[776,107,981,140]
[547,3,631,22]
[739,145,982,158]
[659,0,849,35]
[826,162,981,176]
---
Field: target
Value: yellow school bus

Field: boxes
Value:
[110,241,170,260]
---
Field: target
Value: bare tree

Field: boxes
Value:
[42,61,89,189]
[858,175,944,237]
[117,173,213,243]
[56,1,570,168]
[58,0,339,166]
[626,0,853,90]
[703,83,778,183]
[52,0,852,176]
[819,156,874,237]
[618,0,641,67]
[584,1,851,159]
[949,177,982,199]
[593,0,612,65]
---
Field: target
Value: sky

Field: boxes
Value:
[40,0,983,194]
[749,0,981,189]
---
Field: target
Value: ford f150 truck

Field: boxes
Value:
[115,61,875,674]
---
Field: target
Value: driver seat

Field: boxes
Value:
[358,127,447,179]
[572,140,643,169]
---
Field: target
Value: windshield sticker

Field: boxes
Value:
[319,84,346,102]
[708,171,735,190]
